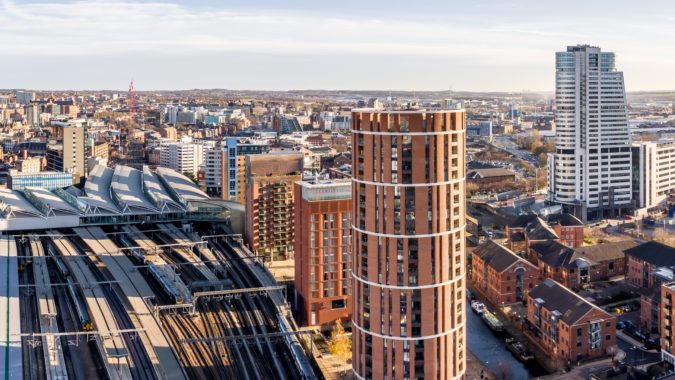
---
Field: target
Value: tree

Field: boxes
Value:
[328,319,351,375]
[467,182,480,196]
[183,171,199,185]
[653,229,675,246]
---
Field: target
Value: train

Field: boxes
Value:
[66,277,94,331]
[47,242,94,331]
[146,261,186,304]
[118,234,145,262]
[117,233,188,304]
[276,314,317,380]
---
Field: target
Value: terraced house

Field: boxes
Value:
[529,240,635,290]
[472,240,539,305]
[526,279,616,363]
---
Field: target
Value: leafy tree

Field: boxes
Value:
[328,319,351,375]
[182,171,199,185]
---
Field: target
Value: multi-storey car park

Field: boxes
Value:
[0,164,317,380]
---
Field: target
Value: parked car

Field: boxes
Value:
[617,321,626,330]
[644,337,660,350]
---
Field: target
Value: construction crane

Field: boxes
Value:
[128,80,137,120]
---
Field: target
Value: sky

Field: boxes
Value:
[1,0,675,92]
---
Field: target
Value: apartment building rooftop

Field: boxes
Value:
[297,179,351,202]
[625,241,675,266]
[529,279,605,325]
[472,240,530,272]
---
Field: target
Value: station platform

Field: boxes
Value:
[0,235,23,379]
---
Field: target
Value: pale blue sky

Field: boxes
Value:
[2,0,674,91]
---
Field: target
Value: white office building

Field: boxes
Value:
[203,146,222,196]
[632,139,675,210]
[15,90,35,105]
[159,142,204,175]
[548,45,632,220]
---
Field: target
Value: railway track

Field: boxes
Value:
[47,245,106,380]
[208,238,298,379]
[69,235,157,380]
[148,224,299,379]
[17,239,47,380]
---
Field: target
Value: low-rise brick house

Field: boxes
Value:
[529,240,636,290]
[505,214,560,255]
[660,282,675,359]
[545,214,585,248]
[640,286,661,334]
[625,241,675,289]
[637,270,675,336]
[526,279,617,362]
[466,168,516,185]
[471,240,539,305]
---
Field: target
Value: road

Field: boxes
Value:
[491,135,541,168]
[616,332,661,366]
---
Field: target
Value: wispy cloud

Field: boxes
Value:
[0,0,561,64]
[1,0,674,90]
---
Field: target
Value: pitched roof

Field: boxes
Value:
[530,240,578,268]
[529,278,609,325]
[545,213,584,227]
[508,214,539,228]
[572,241,638,262]
[525,217,559,241]
[531,240,637,269]
[467,168,515,179]
[472,240,534,272]
[624,241,675,266]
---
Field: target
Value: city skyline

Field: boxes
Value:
[2,0,675,92]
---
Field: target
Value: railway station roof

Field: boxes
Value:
[0,164,229,231]
[0,189,44,218]
[111,165,160,213]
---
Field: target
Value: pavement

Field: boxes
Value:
[467,280,559,373]
[466,350,496,380]
[468,278,630,377]
[616,331,662,366]
[310,332,353,380]
[266,258,294,282]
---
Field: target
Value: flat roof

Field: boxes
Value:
[352,108,465,114]
[298,179,352,201]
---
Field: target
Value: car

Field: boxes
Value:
[617,321,626,330]
[632,330,648,341]
[644,337,660,350]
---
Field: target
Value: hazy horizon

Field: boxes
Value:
[3,0,675,92]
